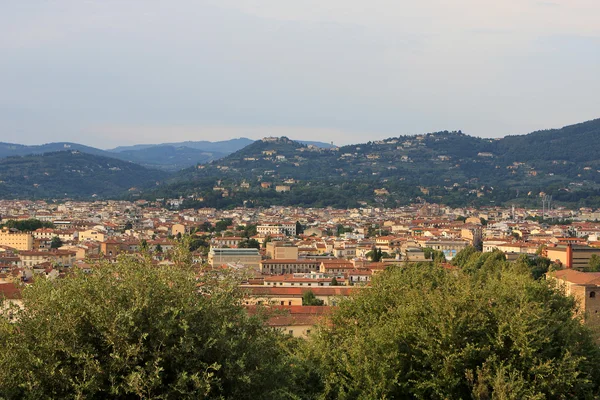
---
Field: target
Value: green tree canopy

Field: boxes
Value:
[2,219,53,232]
[238,239,260,249]
[589,254,600,272]
[302,290,324,306]
[307,264,600,399]
[0,253,294,399]
[50,236,63,249]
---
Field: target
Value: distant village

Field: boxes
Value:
[2,199,600,335]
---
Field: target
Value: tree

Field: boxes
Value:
[155,244,163,253]
[2,219,53,232]
[0,249,295,399]
[302,290,324,306]
[50,236,63,249]
[331,277,339,286]
[295,221,304,236]
[367,246,384,262]
[215,219,233,232]
[307,264,600,399]
[589,254,600,272]
[239,239,260,249]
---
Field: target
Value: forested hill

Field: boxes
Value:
[152,119,600,208]
[0,151,169,199]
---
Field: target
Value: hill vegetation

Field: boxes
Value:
[2,119,600,206]
[153,118,600,209]
[0,151,168,199]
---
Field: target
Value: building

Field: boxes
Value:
[424,239,469,261]
[208,248,261,268]
[18,250,76,267]
[263,272,340,287]
[260,259,321,275]
[78,229,106,242]
[266,241,299,260]
[263,305,331,338]
[257,223,296,236]
[241,286,355,306]
[213,236,244,248]
[547,245,600,270]
[0,227,33,251]
[549,269,600,326]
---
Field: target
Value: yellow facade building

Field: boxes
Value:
[0,228,33,251]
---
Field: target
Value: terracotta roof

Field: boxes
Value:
[551,269,600,285]
[0,282,22,300]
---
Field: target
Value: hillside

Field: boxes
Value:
[0,151,169,199]
[0,139,246,171]
[152,119,600,208]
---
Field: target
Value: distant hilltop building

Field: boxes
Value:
[374,188,389,196]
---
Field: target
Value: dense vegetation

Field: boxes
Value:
[0,151,168,199]
[0,251,295,399]
[1,245,599,399]
[308,260,600,399]
[151,118,600,209]
[0,218,54,232]
[1,118,600,207]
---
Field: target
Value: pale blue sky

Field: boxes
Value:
[1,0,599,148]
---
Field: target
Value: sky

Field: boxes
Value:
[1,0,599,149]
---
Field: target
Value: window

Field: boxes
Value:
[591,291,596,298]
[289,330,294,335]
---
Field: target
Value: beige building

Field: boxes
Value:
[0,227,33,251]
[266,241,299,260]
[547,245,600,270]
[19,250,76,267]
[549,269,600,326]
[78,229,106,242]
[171,223,186,237]
[260,260,320,275]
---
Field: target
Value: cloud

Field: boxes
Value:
[0,0,599,146]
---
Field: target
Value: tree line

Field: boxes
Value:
[1,245,599,399]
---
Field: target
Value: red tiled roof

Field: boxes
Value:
[0,282,22,300]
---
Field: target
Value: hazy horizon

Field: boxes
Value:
[2,0,599,148]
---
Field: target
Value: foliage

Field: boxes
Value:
[368,246,384,262]
[1,219,54,232]
[589,254,600,272]
[0,151,168,199]
[302,290,324,306]
[238,239,260,249]
[215,219,233,233]
[50,236,63,249]
[0,252,295,399]
[307,264,600,399]
[296,221,304,236]
[422,247,446,264]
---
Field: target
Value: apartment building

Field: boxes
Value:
[0,228,33,251]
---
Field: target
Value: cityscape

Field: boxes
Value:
[2,0,600,398]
